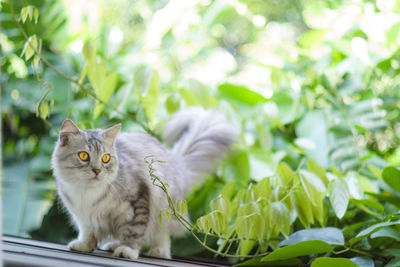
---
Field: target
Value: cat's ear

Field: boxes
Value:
[60,119,81,146]
[103,123,121,142]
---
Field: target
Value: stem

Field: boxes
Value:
[348,248,374,257]
[223,240,234,256]
[333,246,377,258]
[295,158,306,172]
[332,248,350,255]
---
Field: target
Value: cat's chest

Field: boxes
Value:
[62,185,133,232]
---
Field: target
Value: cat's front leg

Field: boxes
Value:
[68,229,97,252]
[113,223,147,259]
[113,196,150,260]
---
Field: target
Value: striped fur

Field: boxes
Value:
[52,107,236,259]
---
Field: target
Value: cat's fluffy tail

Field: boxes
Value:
[163,107,237,187]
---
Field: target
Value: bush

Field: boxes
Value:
[2,0,400,265]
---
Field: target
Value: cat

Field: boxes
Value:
[51,107,237,260]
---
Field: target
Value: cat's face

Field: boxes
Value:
[52,120,121,186]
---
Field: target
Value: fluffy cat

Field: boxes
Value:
[51,107,237,260]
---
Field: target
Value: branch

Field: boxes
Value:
[145,155,272,259]
[8,0,157,137]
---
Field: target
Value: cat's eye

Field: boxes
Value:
[102,153,111,163]
[78,151,89,161]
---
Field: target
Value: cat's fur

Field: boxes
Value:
[51,107,237,259]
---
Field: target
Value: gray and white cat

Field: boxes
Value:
[51,107,237,260]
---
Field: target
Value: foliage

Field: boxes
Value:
[3,0,400,265]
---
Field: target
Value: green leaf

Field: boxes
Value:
[312,197,326,226]
[164,209,171,221]
[84,43,107,93]
[32,39,42,67]
[21,35,38,61]
[177,200,188,216]
[181,89,198,106]
[311,257,357,267]
[298,29,325,48]
[270,68,281,86]
[165,93,180,114]
[295,137,316,151]
[276,162,294,187]
[269,202,290,238]
[300,170,326,193]
[83,42,94,61]
[78,65,88,85]
[32,55,40,68]
[100,73,119,101]
[33,7,39,23]
[134,66,160,121]
[209,210,226,235]
[382,166,400,193]
[185,80,216,108]
[307,159,328,185]
[234,214,249,240]
[296,110,329,167]
[38,102,49,119]
[93,102,105,119]
[382,249,400,257]
[343,221,368,237]
[352,199,384,213]
[196,216,211,234]
[221,181,236,201]
[366,192,400,208]
[20,7,28,23]
[292,185,314,228]
[367,164,382,179]
[261,240,332,262]
[279,227,345,247]
[239,240,255,256]
[350,257,374,267]
[273,92,298,125]
[387,22,400,47]
[223,151,250,182]
[27,6,33,21]
[93,72,119,119]
[328,178,349,219]
[370,227,400,241]
[300,170,326,207]
[346,172,363,200]
[158,211,164,226]
[349,219,400,246]
[253,178,271,201]
[21,6,40,24]
[218,83,268,106]
[386,257,400,267]
[3,161,52,236]
[235,257,302,266]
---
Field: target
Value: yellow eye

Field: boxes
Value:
[102,153,111,163]
[78,151,89,161]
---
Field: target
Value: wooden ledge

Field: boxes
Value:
[3,236,229,267]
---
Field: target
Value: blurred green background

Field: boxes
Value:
[3,0,400,264]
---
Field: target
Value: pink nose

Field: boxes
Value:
[92,168,101,175]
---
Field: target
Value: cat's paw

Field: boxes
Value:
[68,239,95,252]
[102,241,120,252]
[148,247,171,259]
[113,245,139,259]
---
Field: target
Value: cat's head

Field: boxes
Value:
[52,119,121,186]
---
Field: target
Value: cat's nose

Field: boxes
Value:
[92,168,101,175]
